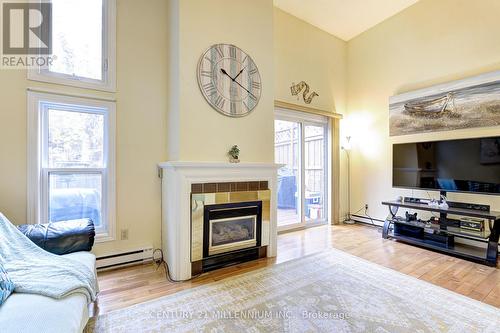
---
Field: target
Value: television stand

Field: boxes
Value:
[381,200,500,267]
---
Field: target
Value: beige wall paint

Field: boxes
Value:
[0,67,27,224]
[347,0,500,222]
[1,0,276,256]
[3,0,499,258]
[167,0,275,163]
[274,8,348,220]
[97,0,168,256]
[274,8,347,113]
[0,0,168,256]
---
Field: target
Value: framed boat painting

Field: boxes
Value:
[389,71,500,136]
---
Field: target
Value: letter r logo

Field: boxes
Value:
[2,2,52,55]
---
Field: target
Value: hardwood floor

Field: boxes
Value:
[95,224,500,315]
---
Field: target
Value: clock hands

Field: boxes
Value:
[233,66,246,81]
[233,79,257,100]
[220,68,256,100]
[220,68,233,80]
[220,67,246,81]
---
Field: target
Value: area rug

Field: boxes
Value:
[86,249,500,332]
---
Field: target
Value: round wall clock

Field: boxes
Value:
[197,44,261,117]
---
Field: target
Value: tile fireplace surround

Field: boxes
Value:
[158,162,280,280]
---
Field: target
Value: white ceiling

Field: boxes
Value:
[274,0,419,41]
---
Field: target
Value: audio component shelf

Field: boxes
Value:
[381,200,500,267]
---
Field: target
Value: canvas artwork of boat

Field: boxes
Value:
[390,71,500,136]
[403,93,455,117]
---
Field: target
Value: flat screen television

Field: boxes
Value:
[393,137,500,195]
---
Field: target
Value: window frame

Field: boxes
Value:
[27,0,117,92]
[275,108,330,232]
[28,91,116,242]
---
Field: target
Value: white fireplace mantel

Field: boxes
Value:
[158,161,281,280]
[158,161,282,170]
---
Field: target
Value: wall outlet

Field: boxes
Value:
[152,249,163,262]
[120,229,129,240]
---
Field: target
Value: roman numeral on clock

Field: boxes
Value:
[214,96,225,109]
[252,81,261,90]
[203,83,217,95]
[229,46,236,59]
[230,102,237,113]
[249,67,258,75]
[215,45,224,58]
[204,56,215,66]
[200,70,212,78]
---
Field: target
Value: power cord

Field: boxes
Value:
[351,206,365,216]
[348,205,376,225]
[152,248,202,283]
[362,206,376,225]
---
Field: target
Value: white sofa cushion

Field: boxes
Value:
[0,252,96,333]
[64,252,97,277]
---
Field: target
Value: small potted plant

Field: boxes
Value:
[228,145,240,163]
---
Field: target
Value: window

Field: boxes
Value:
[28,0,116,91]
[28,92,116,241]
[274,109,329,230]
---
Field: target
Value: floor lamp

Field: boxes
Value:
[342,136,355,224]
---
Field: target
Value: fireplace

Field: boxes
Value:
[190,183,271,274]
[204,201,262,257]
[159,161,279,280]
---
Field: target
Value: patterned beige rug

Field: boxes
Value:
[86,249,500,332]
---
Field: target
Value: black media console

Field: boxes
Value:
[382,200,500,267]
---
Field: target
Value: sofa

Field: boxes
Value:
[0,251,97,333]
[0,217,97,333]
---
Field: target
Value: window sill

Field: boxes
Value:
[95,232,115,243]
[27,70,116,93]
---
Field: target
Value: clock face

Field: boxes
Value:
[197,44,261,117]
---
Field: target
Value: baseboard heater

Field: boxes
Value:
[96,247,154,271]
[351,214,384,227]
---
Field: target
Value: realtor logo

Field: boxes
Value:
[2,2,52,55]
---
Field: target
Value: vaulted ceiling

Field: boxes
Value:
[274,0,419,41]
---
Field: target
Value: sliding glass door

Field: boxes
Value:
[275,120,301,227]
[274,110,329,231]
[304,123,327,222]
